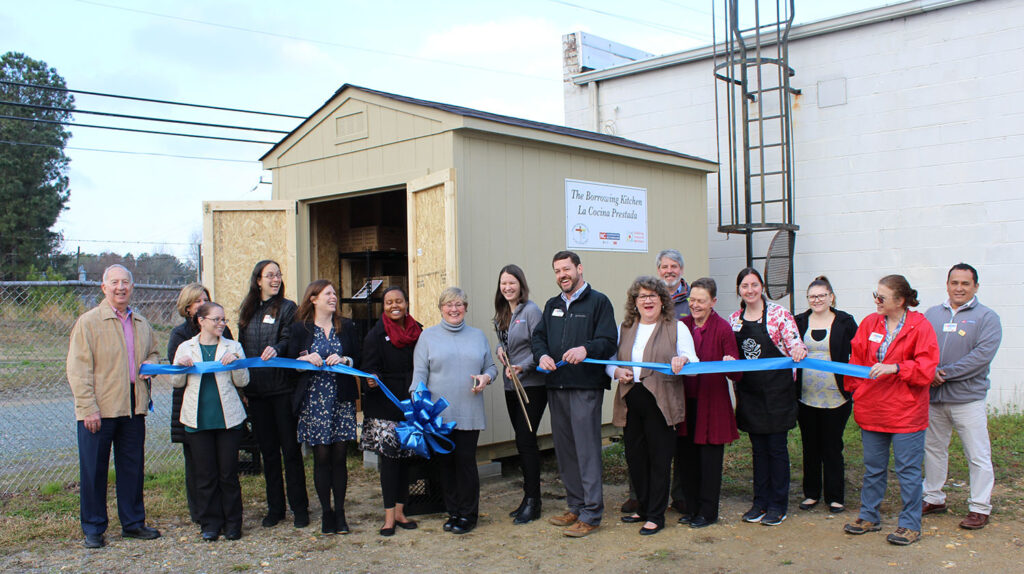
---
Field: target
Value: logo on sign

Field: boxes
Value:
[599,232,620,241]
[572,223,589,244]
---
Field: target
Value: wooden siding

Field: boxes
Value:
[454,132,709,447]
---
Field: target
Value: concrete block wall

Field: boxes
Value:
[563,0,1023,408]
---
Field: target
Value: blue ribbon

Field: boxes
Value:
[141,358,457,458]
[538,357,872,379]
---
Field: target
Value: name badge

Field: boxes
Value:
[943,322,957,333]
[385,336,391,342]
[262,314,275,324]
[868,332,884,343]
[552,309,565,317]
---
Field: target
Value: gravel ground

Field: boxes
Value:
[3,464,1023,574]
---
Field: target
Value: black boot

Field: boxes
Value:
[321,510,336,535]
[513,498,542,525]
[509,496,529,518]
[335,507,350,535]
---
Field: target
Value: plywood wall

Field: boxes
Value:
[406,169,458,328]
[203,201,296,337]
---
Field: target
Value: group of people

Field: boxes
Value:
[66,252,1000,549]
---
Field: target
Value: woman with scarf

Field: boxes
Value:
[360,286,423,536]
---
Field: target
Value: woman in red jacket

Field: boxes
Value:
[843,275,939,547]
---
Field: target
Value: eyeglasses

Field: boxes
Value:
[202,316,228,324]
[262,272,283,280]
[442,302,465,309]
[807,294,830,302]
[872,292,887,304]
[636,294,660,301]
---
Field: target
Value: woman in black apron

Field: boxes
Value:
[728,268,807,526]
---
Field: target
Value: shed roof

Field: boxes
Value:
[260,84,716,169]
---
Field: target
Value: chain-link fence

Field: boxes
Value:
[0,280,183,494]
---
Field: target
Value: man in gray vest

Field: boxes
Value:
[922,263,1002,530]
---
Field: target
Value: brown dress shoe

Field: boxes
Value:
[548,511,579,527]
[959,512,989,530]
[564,520,599,538]
[922,501,947,515]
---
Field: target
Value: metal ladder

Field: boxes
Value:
[714,0,800,308]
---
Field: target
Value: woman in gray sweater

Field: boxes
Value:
[412,286,497,535]
[492,264,545,524]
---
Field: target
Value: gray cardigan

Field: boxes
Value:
[495,300,544,391]
[924,297,1002,404]
[412,321,498,431]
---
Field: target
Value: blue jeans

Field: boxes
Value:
[749,431,790,515]
[858,429,925,531]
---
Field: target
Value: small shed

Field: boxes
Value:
[203,84,716,459]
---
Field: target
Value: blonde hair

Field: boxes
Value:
[438,286,469,309]
[175,283,211,318]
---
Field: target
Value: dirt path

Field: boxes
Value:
[3,466,1022,574]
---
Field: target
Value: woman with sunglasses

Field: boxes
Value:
[843,275,938,546]
[170,302,249,541]
[794,276,858,515]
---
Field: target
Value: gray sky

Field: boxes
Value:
[2,0,895,261]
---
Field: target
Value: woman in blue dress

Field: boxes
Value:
[286,280,360,535]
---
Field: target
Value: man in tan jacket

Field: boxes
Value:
[67,264,161,548]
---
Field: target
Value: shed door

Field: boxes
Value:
[406,169,458,326]
[202,200,298,332]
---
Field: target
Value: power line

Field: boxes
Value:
[64,238,197,246]
[0,79,306,119]
[0,99,290,134]
[73,0,556,82]
[0,139,259,164]
[0,114,277,144]
[546,0,711,41]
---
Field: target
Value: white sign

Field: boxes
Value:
[565,179,648,252]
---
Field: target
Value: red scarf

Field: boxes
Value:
[381,313,422,348]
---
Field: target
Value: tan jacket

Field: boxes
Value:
[611,319,687,428]
[170,335,249,429]
[66,303,160,420]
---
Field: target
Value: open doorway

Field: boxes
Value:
[308,188,408,341]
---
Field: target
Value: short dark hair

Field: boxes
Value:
[382,285,408,301]
[690,277,717,298]
[552,250,581,266]
[947,263,978,284]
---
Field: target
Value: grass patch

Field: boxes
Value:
[646,549,676,562]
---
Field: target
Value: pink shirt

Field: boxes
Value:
[112,305,137,383]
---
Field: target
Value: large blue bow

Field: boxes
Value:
[141,357,457,458]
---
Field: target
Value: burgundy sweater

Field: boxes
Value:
[680,312,742,445]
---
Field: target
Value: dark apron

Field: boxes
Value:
[734,310,798,434]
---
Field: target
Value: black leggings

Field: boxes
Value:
[504,386,548,499]
[312,442,348,513]
[378,455,410,509]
